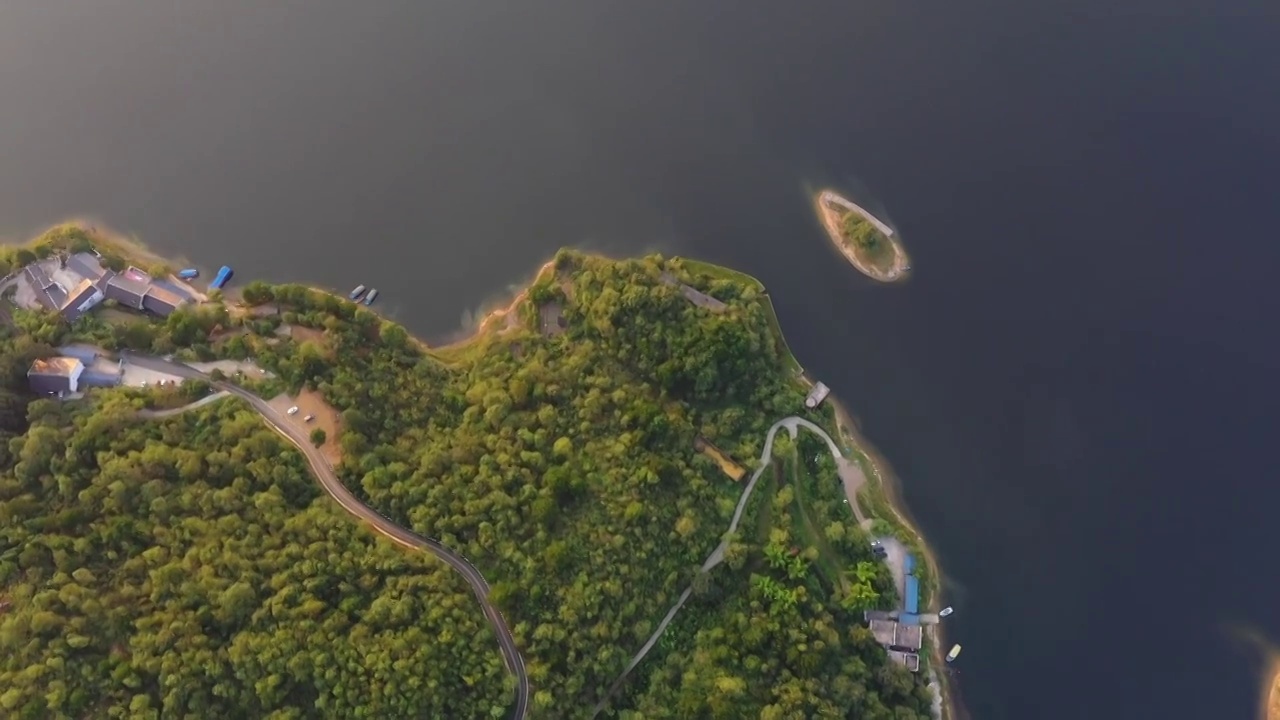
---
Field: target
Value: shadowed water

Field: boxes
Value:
[1,2,1278,717]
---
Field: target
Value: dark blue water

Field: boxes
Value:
[2,2,1278,717]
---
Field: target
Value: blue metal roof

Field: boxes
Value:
[905,576,920,614]
[904,554,916,575]
[898,613,921,626]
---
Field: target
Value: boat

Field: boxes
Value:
[939,606,954,618]
[363,288,379,306]
[177,268,199,279]
[348,284,367,300]
[946,644,962,663]
[209,265,233,290]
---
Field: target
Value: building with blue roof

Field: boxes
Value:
[905,576,920,614]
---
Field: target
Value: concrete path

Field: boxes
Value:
[590,415,863,717]
[136,390,229,419]
[819,191,895,238]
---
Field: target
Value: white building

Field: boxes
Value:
[27,357,85,395]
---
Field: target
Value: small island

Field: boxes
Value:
[815,190,912,282]
[0,222,954,719]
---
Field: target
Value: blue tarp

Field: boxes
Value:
[904,554,916,575]
[905,576,920,614]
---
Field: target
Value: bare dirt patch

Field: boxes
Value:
[695,436,746,481]
[267,389,343,466]
[286,325,328,347]
[538,301,566,337]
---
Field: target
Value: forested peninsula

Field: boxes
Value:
[0,224,945,719]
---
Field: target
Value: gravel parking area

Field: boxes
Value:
[120,360,186,388]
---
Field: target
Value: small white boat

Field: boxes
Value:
[946,644,962,663]
[939,606,954,617]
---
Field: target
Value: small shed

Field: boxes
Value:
[804,381,831,409]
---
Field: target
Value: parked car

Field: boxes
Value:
[303,414,315,422]
[287,406,299,415]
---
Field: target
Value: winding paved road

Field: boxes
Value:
[590,416,860,717]
[125,353,530,720]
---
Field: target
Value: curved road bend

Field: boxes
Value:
[124,353,531,720]
[591,416,858,717]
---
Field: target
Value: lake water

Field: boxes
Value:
[2,2,1278,717]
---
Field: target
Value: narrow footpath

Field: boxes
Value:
[128,354,530,720]
[590,416,862,717]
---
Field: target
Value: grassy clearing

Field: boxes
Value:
[785,449,847,591]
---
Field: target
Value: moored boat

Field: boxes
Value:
[177,268,199,279]
[363,288,379,306]
[209,265,233,290]
[349,284,367,300]
[946,644,962,663]
[939,606,954,617]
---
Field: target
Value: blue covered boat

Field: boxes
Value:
[209,265,233,290]
[363,288,379,306]
[177,268,199,279]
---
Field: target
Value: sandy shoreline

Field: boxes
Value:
[814,190,912,282]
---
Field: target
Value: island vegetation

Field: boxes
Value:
[814,191,910,282]
[0,224,940,719]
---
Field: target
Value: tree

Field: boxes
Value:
[241,281,274,306]
[309,427,326,446]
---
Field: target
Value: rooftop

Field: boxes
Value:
[29,357,82,376]
[894,623,923,651]
[66,252,107,281]
[805,381,831,409]
[887,650,920,672]
[145,285,186,308]
[107,274,149,299]
[869,619,898,646]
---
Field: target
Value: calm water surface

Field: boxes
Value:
[2,2,1279,718]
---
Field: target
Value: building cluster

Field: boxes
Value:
[20,252,191,322]
[865,553,924,672]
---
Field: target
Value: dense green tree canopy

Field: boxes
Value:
[0,247,932,718]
